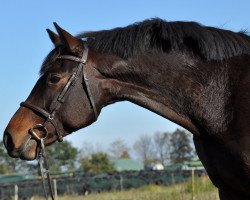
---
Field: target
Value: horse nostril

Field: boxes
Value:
[3,130,15,153]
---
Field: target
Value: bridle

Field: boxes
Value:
[19,43,97,200]
[20,43,97,142]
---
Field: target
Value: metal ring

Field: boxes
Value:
[48,114,54,121]
[29,124,48,141]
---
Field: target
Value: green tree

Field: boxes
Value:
[120,150,130,159]
[79,141,95,158]
[79,152,114,173]
[0,142,9,174]
[133,134,155,165]
[46,140,78,172]
[153,131,171,166]
[108,139,131,159]
[170,129,193,163]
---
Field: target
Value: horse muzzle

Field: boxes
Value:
[3,129,39,160]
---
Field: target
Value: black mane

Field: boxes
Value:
[78,18,250,61]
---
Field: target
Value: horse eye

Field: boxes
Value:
[49,75,61,84]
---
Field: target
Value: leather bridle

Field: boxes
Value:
[19,43,97,200]
[20,43,97,142]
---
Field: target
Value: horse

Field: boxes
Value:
[3,18,250,199]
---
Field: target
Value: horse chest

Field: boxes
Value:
[193,135,250,194]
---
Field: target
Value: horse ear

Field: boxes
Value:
[53,22,82,53]
[46,29,61,46]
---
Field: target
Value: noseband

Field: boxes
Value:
[20,44,97,142]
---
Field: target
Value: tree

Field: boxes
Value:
[153,132,171,166]
[108,139,130,159]
[79,152,114,173]
[133,134,155,165]
[79,141,95,159]
[120,150,130,159]
[170,129,193,163]
[46,140,78,172]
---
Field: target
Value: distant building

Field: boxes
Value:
[166,156,205,171]
[111,159,144,172]
[151,163,164,170]
[144,163,165,171]
[0,174,35,184]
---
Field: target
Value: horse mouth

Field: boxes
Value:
[19,138,39,161]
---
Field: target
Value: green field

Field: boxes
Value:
[34,177,219,200]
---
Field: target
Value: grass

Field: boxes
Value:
[33,176,219,200]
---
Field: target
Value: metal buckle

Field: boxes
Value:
[29,124,48,141]
[48,114,54,121]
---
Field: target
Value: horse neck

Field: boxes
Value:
[93,49,250,137]
[92,51,202,135]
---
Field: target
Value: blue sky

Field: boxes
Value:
[1,0,250,150]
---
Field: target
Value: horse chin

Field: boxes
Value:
[19,139,39,161]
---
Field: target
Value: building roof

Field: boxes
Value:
[111,159,144,172]
[0,174,35,184]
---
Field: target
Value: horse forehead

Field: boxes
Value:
[41,60,69,75]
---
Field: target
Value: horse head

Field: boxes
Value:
[3,24,109,160]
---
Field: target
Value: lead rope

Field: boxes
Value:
[38,138,55,200]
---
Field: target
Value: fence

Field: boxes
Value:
[0,169,206,199]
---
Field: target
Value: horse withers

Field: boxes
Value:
[3,19,250,199]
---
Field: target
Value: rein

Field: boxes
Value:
[39,137,54,200]
[20,44,97,199]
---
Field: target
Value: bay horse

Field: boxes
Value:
[3,19,250,199]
